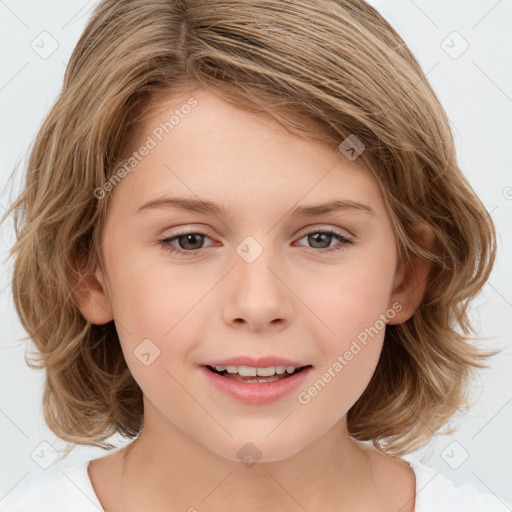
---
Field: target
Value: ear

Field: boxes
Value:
[386,224,435,325]
[71,253,114,325]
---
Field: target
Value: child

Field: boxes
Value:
[1,0,510,510]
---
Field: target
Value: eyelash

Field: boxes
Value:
[158,228,354,257]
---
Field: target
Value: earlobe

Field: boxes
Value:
[386,224,435,325]
[71,262,114,325]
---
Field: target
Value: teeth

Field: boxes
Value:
[228,374,282,383]
[239,366,257,377]
[214,365,299,376]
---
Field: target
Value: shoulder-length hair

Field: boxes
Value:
[3,0,497,457]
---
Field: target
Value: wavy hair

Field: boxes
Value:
[2,0,498,457]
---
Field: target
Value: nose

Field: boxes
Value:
[221,245,294,332]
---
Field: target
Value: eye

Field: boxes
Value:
[294,228,354,253]
[159,227,354,257]
[159,231,215,257]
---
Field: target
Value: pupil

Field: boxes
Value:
[180,233,204,250]
[309,233,330,249]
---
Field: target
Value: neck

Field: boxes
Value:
[116,407,379,511]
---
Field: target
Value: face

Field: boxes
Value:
[87,87,410,463]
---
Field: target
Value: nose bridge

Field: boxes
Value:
[222,234,293,330]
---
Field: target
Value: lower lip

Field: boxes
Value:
[200,366,312,405]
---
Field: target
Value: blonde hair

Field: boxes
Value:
[2,0,498,457]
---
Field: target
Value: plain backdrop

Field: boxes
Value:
[1,0,511,506]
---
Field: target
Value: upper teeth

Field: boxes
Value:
[215,365,299,377]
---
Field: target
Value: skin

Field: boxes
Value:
[75,87,434,512]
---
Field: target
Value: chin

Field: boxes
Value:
[201,433,307,465]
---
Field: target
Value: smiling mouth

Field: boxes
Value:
[205,365,312,383]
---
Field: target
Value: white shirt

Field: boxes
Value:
[0,458,510,511]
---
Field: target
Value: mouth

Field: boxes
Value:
[201,363,313,404]
[204,364,312,383]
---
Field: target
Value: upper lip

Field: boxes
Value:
[202,356,310,368]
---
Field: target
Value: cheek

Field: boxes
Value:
[297,340,383,426]
[297,293,387,418]
[106,251,217,394]
[294,257,391,405]
[106,242,211,339]
[303,257,393,342]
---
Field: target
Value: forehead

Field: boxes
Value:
[110,88,388,223]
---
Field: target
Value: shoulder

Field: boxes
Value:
[0,459,104,512]
[410,461,511,512]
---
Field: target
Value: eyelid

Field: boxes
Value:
[159,223,355,257]
[160,224,354,242]
[296,223,354,239]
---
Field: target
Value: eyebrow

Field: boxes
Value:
[134,196,376,218]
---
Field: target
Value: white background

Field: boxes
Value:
[1,0,511,507]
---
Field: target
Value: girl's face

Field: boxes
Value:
[91,87,409,462]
